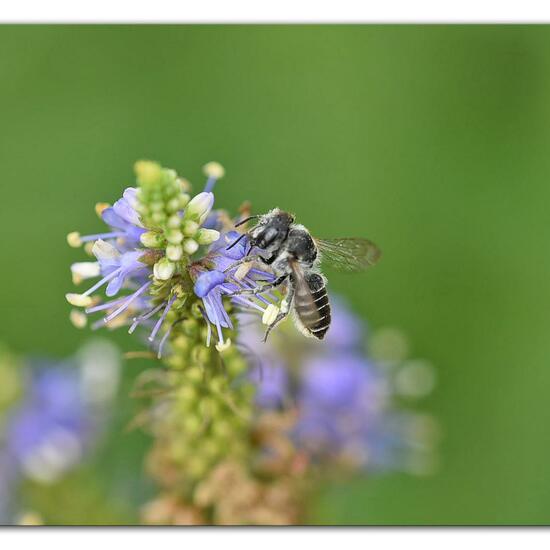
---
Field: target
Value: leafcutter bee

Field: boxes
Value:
[225,208,381,341]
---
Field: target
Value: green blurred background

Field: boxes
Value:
[1,25,550,524]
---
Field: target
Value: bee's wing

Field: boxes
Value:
[314,237,382,272]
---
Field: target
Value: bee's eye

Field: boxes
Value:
[256,227,278,249]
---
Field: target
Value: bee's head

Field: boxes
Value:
[249,209,294,251]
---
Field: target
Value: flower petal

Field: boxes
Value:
[193,270,226,298]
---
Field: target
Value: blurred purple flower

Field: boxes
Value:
[242,298,436,473]
[5,375,88,488]
[0,341,120,523]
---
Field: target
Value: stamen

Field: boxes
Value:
[82,268,122,297]
[248,268,276,280]
[197,305,212,348]
[91,318,107,331]
[157,323,175,359]
[240,277,276,305]
[129,302,166,334]
[206,322,212,347]
[206,294,224,345]
[104,281,151,323]
[231,294,266,313]
[215,320,224,345]
[202,161,225,192]
[223,277,273,306]
[148,294,177,342]
[79,231,124,242]
[215,338,231,353]
[85,296,128,313]
[204,176,217,194]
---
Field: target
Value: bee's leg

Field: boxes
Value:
[222,255,264,274]
[229,274,288,296]
[263,286,295,342]
[222,253,278,274]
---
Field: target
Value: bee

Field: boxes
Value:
[224,208,381,341]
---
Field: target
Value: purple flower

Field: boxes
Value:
[190,231,276,348]
[71,187,145,247]
[201,210,224,231]
[194,270,227,298]
[67,165,236,356]
[101,188,145,243]
[91,240,149,297]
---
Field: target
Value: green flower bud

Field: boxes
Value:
[166,197,180,213]
[199,397,221,418]
[178,385,198,406]
[179,193,191,208]
[166,229,183,244]
[152,211,166,224]
[167,214,181,229]
[140,231,164,248]
[185,366,203,384]
[208,376,227,394]
[196,229,220,245]
[181,318,199,337]
[183,239,199,255]
[185,192,214,224]
[134,160,162,187]
[201,438,221,461]
[182,220,199,236]
[166,244,183,261]
[211,419,233,440]
[153,258,175,280]
[183,415,202,436]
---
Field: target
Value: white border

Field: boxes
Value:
[3,528,550,549]
[2,1,549,545]
[2,0,550,23]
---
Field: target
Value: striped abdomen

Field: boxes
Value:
[293,272,331,339]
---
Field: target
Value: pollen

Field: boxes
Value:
[65,293,94,307]
[94,202,110,218]
[262,304,280,326]
[66,232,82,248]
[71,262,100,285]
[69,309,88,329]
[84,242,95,256]
[234,262,253,281]
[215,338,232,353]
[203,161,225,180]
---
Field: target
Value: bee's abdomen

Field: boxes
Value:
[294,273,331,340]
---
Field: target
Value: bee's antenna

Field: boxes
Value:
[234,215,260,228]
[226,232,247,251]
